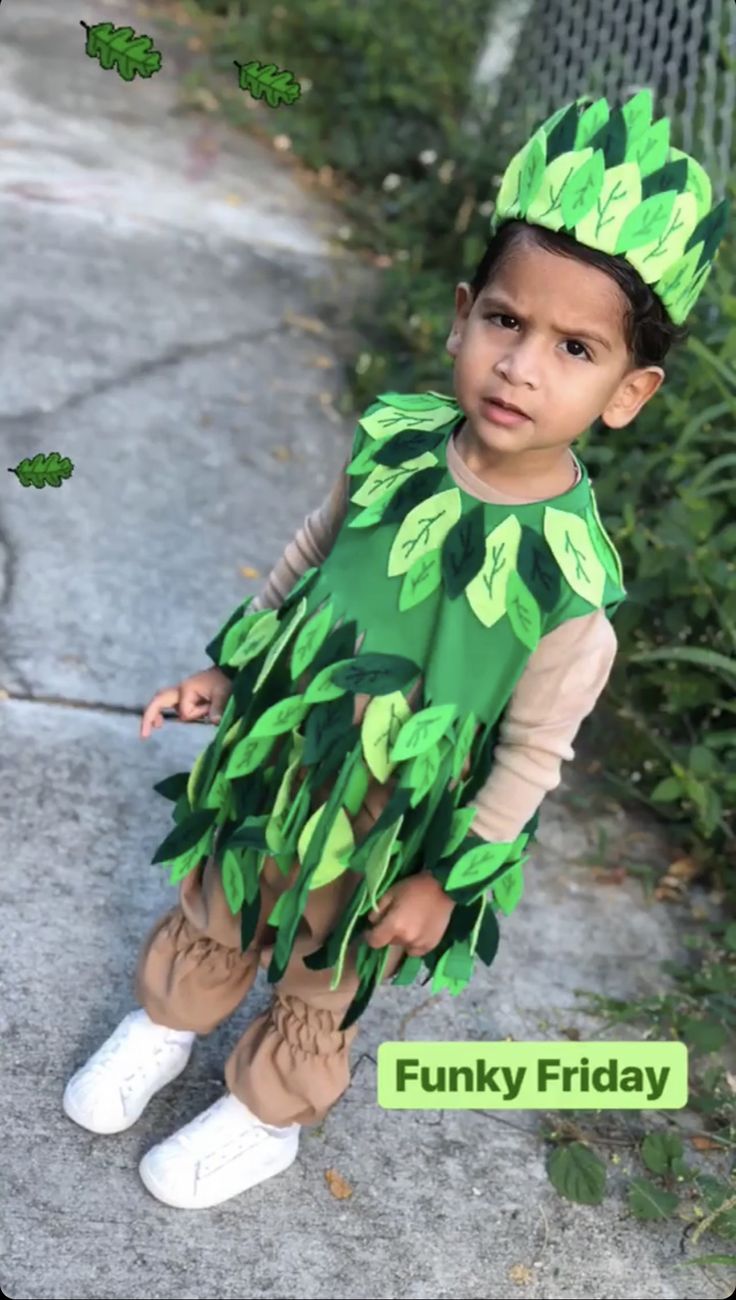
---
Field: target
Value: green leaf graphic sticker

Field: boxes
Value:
[8,452,74,489]
[234,60,301,108]
[80,22,162,81]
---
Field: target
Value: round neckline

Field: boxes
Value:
[439,406,588,510]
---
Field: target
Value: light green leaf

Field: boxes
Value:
[390,703,456,762]
[543,506,607,607]
[290,601,334,680]
[575,162,641,254]
[344,758,370,816]
[505,570,542,650]
[361,690,413,781]
[254,597,308,691]
[224,731,274,778]
[451,711,477,781]
[248,694,308,738]
[365,819,404,908]
[431,942,474,995]
[465,515,521,628]
[360,400,457,441]
[399,546,443,612]
[441,807,478,859]
[401,744,442,807]
[526,148,594,231]
[227,609,280,667]
[491,859,526,915]
[445,840,511,891]
[351,453,437,509]
[221,848,246,914]
[220,609,266,664]
[388,487,462,579]
[298,804,355,890]
[303,658,353,704]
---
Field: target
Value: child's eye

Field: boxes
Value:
[484,313,591,361]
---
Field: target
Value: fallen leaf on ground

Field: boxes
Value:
[666,856,703,881]
[508,1263,534,1285]
[240,566,261,579]
[690,1135,723,1151]
[282,311,328,336]
[325,1169,353,1199]
[590,866,628,884]
[560,1027,581,1040]
[272,446,292,461]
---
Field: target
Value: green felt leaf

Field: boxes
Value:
[559,149,605,227]
[280,566,320,613]
[587,491,624,586]
[298,804,355,890]
[303,658,352,704]
[220,609,265,665]
[451,711,477,782]
[464,514,521,628]
[248,694,308,738]
[387,486,462,577]
[227,610,280,668]
[526,148,594,231]
[343,757,370,816]
[516,525,561,613]
[505,569,542,650]
[371,428,445,467]
[267,891,289,925]
[360,398,457,440]
[441,504,486,599]
[348,501,387,529]
[391,953,424,986]
[172,792,190,826]
[205,771,231,822]
[444,840,511,891]
[151,808,218,865]
[331,653,419,695]
[361,690,413,782]
[290,601,334,680]
[346,436,385,477]
[254,597,308,691]
[302,693,354,766]
[350,454,437,510]
[379,466,447,527]
[227,815,270,853]
[430,941,474,995]
[441,807,478,859]
[576,162,641,254]
[400,744,442,807]
[474,905,500,965]
[153,771,189,802]
[491,859,526,915]
[186,747,209,809]
[167,833,214,884]
[399,547,442,612]
[364,819,403,909]
[615,188,677,254]
[270,732,305,821]
[390,703,457,762]
[224,731,275,778]
[375,391,457,414]
[221,848,246,914]
[543,506,606,607]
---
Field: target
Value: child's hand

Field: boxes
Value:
[364,873,454,956]
[140,667,232,739]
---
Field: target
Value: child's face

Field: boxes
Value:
[446,238,665,464]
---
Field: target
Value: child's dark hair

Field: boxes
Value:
[468,219,690,370]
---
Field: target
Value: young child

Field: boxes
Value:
[63,88,727,1209]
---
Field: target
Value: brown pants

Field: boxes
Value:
[135,836,407,1129]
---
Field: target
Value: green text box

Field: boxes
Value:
[377,1041,688,1109]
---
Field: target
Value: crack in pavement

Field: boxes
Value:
[0,689,217,723]
[0,322,286,426]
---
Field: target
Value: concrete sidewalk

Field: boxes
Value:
[0,3,731,1298]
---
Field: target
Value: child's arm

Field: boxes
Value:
[466,608,618,842]
[249,454,351,612]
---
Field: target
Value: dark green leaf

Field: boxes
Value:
[331,652,420,695]
[303,693,355,766]
[516,525,561,613]
[150,808,218,865]
[152,771,190,802]
[547,1142,606,1205]
[441,504,486,599]
[310,618,358,675]
[379,466,446,524]
[627,1178,679,1221]
[372,427,446,467]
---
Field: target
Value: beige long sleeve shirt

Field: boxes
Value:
[250,426,618,845]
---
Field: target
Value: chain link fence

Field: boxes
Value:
[470,0,735,198]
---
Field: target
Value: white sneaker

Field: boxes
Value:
[138,1092,300,1209]
[63,1009,195,1135]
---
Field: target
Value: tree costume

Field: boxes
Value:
[149,88,729,1032]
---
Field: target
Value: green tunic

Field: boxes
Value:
[149,390,627,1030]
